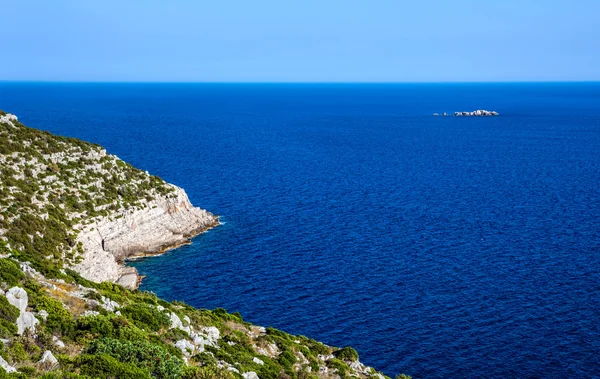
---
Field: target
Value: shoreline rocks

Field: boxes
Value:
[71,186,218,289]
[434,109,499,116]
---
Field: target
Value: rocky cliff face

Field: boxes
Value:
[73,186,218,288]
[0,112,217,289]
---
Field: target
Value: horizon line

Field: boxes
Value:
[1,80,599,85]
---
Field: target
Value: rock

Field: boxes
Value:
[53,336,65,348]
[6,287,28,312]
[449,109,499,117]
[174,339,195,357]
[6,287,39,335]
[201,326,220,345]
[39,350,58,367]
[169,313,183,330]
[38,310,49,321]
[0,355,16,373]
[71,187,218,289]
[82,310,100,317]
[100,296,120,312]
[243,372,259,379]
[253,357,265,365]
[183,315,191,325]
[18,312,39,335]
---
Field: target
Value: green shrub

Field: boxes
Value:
[120,303,170,332]
[0,259,24,286]
[181,366,235,379]
[333,346,359,362]
[0,296,20,323]
[33,296,74,336]
[77,354,152,379]
[86,338,184,379]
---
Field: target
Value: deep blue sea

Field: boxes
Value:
[1,83,599,378]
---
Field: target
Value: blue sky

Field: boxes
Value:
[1,0,599,82]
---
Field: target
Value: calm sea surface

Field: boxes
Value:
[1,83,599,378]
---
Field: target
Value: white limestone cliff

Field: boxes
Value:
[71,185,218,288]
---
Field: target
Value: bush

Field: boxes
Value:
[0,296,20,323]
[0,259,24,286]
[33,296,74,336]
[333,346,359,362]
[120,303,170,332]
[77,354,152,379]
[86,338,184,379]
[182,366,235,379]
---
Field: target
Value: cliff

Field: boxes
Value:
[0,112,403,379]
[73,186,218,288]
[0,111,218,289]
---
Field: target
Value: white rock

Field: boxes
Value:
[0,355,16,373]
[183,315,191,325]
[82,310,100,317]
[39,350,58,366]
[6,287,40,335]
[18,312,39,335]
[253,357,265,365]
[100,296,120,312]
[228,367,240,374]
[201,326,220,345]
[71,187,217,289]
[169,313,183,330]
[243,372,259,379]
[38,310,49,321]
[174,339,195,357]
[6,287,28,312]
[157,305,165,312]
[53,336,65,348]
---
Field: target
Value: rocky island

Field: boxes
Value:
[433,110,499,116]
[0,111,403,379]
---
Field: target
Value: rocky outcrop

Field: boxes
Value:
[0,355,16,373]
[434,110,499,116]
[72,186,218,288]
[5,287,39,335]
[454,110,499,116]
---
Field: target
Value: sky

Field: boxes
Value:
[1,0,599,82]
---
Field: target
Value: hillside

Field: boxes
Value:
[0,112,401,379]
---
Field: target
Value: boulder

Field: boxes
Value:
[39,350,58,367]
[0,355,16,373]
[243,372,259,379]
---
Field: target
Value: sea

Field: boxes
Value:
[1,82,599,378]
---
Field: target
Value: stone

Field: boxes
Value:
[169,312,183,330]
[174,339,195,357]
[243,372,259,379]
[18,312,39,335]
[100,296,120,312]
[201,326,220,345]
[53,336,65,348]
[6,287,28,312]
[6,287,40,335]
[38,310,49,321]
[0,355,16,373]
[253,357,265,365]
[39,350,58,367]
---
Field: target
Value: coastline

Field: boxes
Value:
[71,184,219,289]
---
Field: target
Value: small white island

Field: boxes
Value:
[433,110,499,116]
